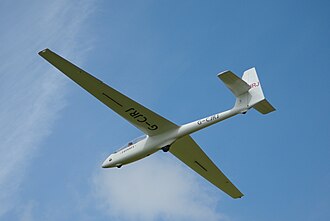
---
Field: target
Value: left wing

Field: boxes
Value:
[170,135,243,198]
[39,49,178,136]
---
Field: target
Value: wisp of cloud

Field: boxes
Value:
[0,0,95,217]
[93,154,225,221]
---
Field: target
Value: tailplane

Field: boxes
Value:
[218,67,275,114]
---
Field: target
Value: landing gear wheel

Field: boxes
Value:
[116,164,122,168]
[162,145,171,152]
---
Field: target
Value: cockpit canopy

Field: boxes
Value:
[113,135,147,153]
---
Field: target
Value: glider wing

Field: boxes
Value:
[170,135,243,198]
[39,49,178,136]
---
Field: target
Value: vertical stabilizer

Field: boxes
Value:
[242,68,275,114]
[242,68,265,107]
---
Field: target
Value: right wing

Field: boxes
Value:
[170,135,243,198]
[39,49,178,136]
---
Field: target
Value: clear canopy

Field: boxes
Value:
[114,135,147,153]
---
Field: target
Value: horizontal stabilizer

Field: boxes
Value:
[218,71,251,97]
[253,99,276,114]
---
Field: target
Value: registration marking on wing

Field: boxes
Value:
[125,107,158,131]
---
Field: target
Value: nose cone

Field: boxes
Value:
[101,160,109,168]
[102,155,113,168]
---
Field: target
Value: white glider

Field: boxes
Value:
[39,49,275,199]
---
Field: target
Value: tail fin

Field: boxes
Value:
[218,67,275,114]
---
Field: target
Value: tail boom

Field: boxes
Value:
[177,67,275,138]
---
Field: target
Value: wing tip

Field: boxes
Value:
[38,48,51,56]
[217,70,232,79]
[233,194,244,199]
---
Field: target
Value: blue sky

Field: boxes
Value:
[1,0,329,220]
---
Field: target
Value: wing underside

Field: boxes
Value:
[170,135,243,198]
[39,49,178,136]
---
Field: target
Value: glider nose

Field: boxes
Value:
[102,155,113,168]
[101,161,108,168]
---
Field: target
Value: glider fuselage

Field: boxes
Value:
[102,108,243,168]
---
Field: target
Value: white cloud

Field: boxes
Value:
[19,200,37,221]
[0,0,95,217]
[92,154,225,221]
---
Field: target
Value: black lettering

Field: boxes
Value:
[134,114,143,119]
[148,125,158,130]
[137,116,147,122]
[125,108,135,112]
[129,110,140,117]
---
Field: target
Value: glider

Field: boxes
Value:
[39,49,275,199]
